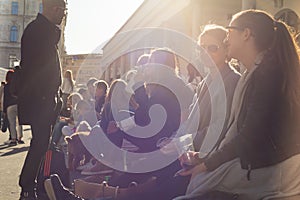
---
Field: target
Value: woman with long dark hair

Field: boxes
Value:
[176,9,300,200]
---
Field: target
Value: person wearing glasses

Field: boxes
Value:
[134,26,241,200]
[192,24,240,152]
[17,0,67,199]
[175,10,300,200]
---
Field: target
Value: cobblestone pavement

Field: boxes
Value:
[0,126,31,200]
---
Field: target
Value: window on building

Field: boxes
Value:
[39,3,43,13]
[10,26,18,42]
[11,2,18,15]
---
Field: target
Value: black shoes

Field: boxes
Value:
[44,174,84,200]
[8,140,17,146]
[18,139,25,144]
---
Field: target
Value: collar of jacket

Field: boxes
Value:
[36,13,61,45]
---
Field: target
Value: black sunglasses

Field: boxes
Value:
[201,44,220,53]
[226,26,244,31]
[226,26,256,37]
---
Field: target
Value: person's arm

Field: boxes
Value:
[177,162,207,178]
[61,78,66,93]
[3,85,8,114]
[204,66,281,171]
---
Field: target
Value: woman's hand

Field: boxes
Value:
[177,162,207,178]
[176,151,207,178]
[178,151,201,168]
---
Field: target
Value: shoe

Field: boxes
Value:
[74,179,118,199]
[8,140,17,146]
[19,191,36,200]
[81,161,113,175]
[4,139,11,144]
[18,139,25,144]
[44,174,84,200]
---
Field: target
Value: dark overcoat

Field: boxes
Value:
[18,13,62,125]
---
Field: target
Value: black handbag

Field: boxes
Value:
[1,114,9,132]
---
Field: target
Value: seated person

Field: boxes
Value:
[62,100,97,137]
[175,10,300,200]
[94,80,109,120]
[51,92,83,146]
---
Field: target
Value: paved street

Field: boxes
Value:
[0,126,31,200]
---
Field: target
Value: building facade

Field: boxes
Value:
[0,0,66,69]
[62,0,300,86]
[63,53,104,86]
[98,0,299,84]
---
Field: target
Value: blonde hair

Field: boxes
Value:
[198,24,227,46]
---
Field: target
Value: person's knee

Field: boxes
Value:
[31,136,50,153]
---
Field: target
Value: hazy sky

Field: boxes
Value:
[65,0,144,55]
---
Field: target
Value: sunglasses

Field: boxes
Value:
[226,26,256,37]
[226,26,245,31]
[201,44,220,53]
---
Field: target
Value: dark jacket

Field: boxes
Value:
[100,102,130,148]
[193,65,240,151]
[130,79,193,153]
[95,95,106,114]
[204,57,300,171]
[18,13,62,125]
[3,83,18,113]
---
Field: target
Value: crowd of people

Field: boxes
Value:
[44,10,300,200]
[7,0,300,200]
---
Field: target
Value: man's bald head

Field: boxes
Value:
[42,0,66,9]
[42,0,67,25]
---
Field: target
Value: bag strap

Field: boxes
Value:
[43,150,53,177]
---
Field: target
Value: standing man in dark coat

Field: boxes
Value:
[17,0,67,199]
